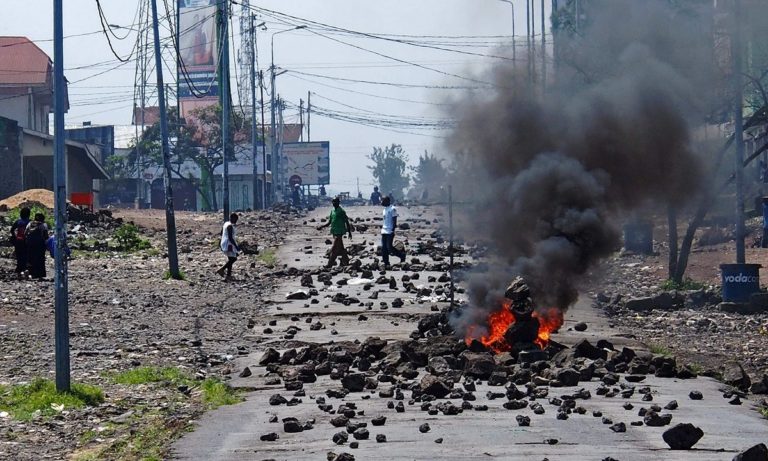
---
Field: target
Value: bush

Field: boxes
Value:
[113,223,151,252]
[9,205,54,229]
[660,278,706,291]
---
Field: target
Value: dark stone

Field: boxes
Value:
[516,415,531,426]
[333,431,349,445]
[662,423,704,450]
[461,352,497,380]
[750,375,768,395]
[644,411,673,427]
[419,423,431,433]
[342,373,367,392]
[624,296,656,312]
[573,339,607,360]
[376,434,387,443]
[573,322,588,332]
[723,361,752,391]
[334,453,355,461]
[689,390,703,400]
[371,416,386,426]
[259,348,280,365]
[352,428,369,440]
[557,368,581,387]
[610,422,626,433]
[420,374,452,398]
[269,394,288,406]
[283,418,303,433]
[664,400,679,410]
[331,415,349,427]
[287,290,310,300]
[260,432,279,441]
[625,375,646,383]
[733,443,768,461]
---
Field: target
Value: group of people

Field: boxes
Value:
[214,186,408,280]
[318,191,406,269]
[9,207,52,279]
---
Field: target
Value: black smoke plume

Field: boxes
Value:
[449,0,721,335]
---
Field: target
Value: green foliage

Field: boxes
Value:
[258,248,277,268]
[660,277,706,291]
[110,366,190,386]
[761,406,768,419]
[113,223,151,252]
[410,151,448,197]
[163,269,187,281]
[368,144,410,199]
[201,379,242,409]
[9,205,54,228]
[0,378,104,421]
[648,343,673,357]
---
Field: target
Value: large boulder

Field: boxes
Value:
[733,443,768,461]
[662,423,704,450]
[461,352,496,380]
[420,374,452,398]
[722,361,751,391]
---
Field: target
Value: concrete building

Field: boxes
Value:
[0,36,108,204]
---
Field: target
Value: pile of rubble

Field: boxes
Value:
[249,287,768,459]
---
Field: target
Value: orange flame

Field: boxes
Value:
[464,302,564,353]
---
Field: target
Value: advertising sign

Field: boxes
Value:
[281,142,330,185]
[177,0,219,127]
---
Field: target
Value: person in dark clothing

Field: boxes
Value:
[292,184,302,208]
[762,197,768,248]
[10,207,31,274]
[319,185,327,197]
[25,213,49,279]
[370,186,382,206]
[317,197,353,267]
[216,213,239,280]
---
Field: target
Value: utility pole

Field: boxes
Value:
[448,185,455,307]
[541,0,546,91]
[53,0,70,393]
[526,0,532,83]
[220,1,231,219]
[151,0,181,279]
[270,62,277,204]
[259,70,268,207]
[249,14,258,209]
[733,0,746,263]
[307,91,311,141]
[299,99,304,142]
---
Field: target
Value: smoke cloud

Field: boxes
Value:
[449,0,722,332]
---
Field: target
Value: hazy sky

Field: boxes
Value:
[4,0,550,195]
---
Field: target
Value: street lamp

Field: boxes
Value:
[270,25,306,203]
[497,0,516,62]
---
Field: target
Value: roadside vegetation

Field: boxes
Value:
[69,367,242,460]
[0,379,103,421]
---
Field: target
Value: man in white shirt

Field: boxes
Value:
[381,196,406,268]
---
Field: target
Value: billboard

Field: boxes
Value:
[177,0,219,125]
[281,142,330,185]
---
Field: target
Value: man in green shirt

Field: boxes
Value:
[317,197,353,267]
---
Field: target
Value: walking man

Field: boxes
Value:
[25,212,49,279]
[317,197,352,267]
[217,213,240,280]
[381,196,406,268]
[10,207,31,275]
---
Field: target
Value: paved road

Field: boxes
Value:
[172,206,766,461]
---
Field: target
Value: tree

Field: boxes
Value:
[128,104,248,211]
[368,144,410,198]
[410,151,448,200]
